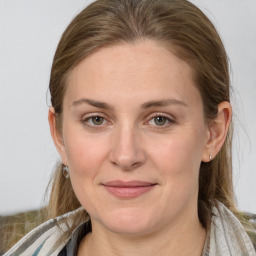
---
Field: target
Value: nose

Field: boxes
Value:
[109,124,146,170]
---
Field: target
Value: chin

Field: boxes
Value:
[97,208,157,235]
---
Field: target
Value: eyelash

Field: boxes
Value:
[81,114,109,129]
[146,113,176,128]
[81,113,176,129]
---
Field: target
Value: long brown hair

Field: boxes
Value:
[48,0,236,229]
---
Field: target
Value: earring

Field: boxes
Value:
[209,155,213,161]
[63,165,70,179]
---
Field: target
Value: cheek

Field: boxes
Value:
[63,128,109,177]
[150,132,205,209]
[63,131,110,212]
[148,129,205,182]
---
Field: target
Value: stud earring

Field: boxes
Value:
[209,155,212,161]
[63,165,70,178]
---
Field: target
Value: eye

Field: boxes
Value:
[90,116,105,125]
[82,115,108,127]
[148,114,175,127]
[152,116,167,126]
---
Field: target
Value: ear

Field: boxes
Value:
[48,107,68,165]
[201,101,232,162]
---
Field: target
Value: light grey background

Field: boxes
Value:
[0,0,255,215]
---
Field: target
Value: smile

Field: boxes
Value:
[102,180,157,199]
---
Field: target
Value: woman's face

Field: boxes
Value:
[58,40,210,235]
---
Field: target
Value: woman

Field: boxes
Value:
[4,0,256,255]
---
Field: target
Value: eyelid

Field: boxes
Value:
[81,113,111,128]
[145,112,176,127]
[147,112,176,120]
[80,112,176,129]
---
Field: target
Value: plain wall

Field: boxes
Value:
[0,0,255,215]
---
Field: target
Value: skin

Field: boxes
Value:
[49,39,232,256]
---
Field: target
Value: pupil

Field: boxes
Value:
[92,116,103,125]
[154,116,166,126]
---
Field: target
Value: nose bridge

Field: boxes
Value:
[109,121,146,170]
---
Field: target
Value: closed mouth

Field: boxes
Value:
[102,180,157,199]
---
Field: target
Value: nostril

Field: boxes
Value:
[110,157,144,171]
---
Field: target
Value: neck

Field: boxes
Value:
[78,213,206,256]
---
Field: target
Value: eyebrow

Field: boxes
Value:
[72,98,113,109]
[141,98,188,109]
[72,98,188,109]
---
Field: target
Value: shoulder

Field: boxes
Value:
[3,207,87,256]
[243,212,256,251]
[207,202,256,255]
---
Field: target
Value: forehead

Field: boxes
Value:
[65,39,201,109]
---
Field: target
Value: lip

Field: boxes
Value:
[102,180,157,199]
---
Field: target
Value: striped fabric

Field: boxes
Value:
[3,202,256,256]
[203,203,256,255]
[3,208,85,256]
